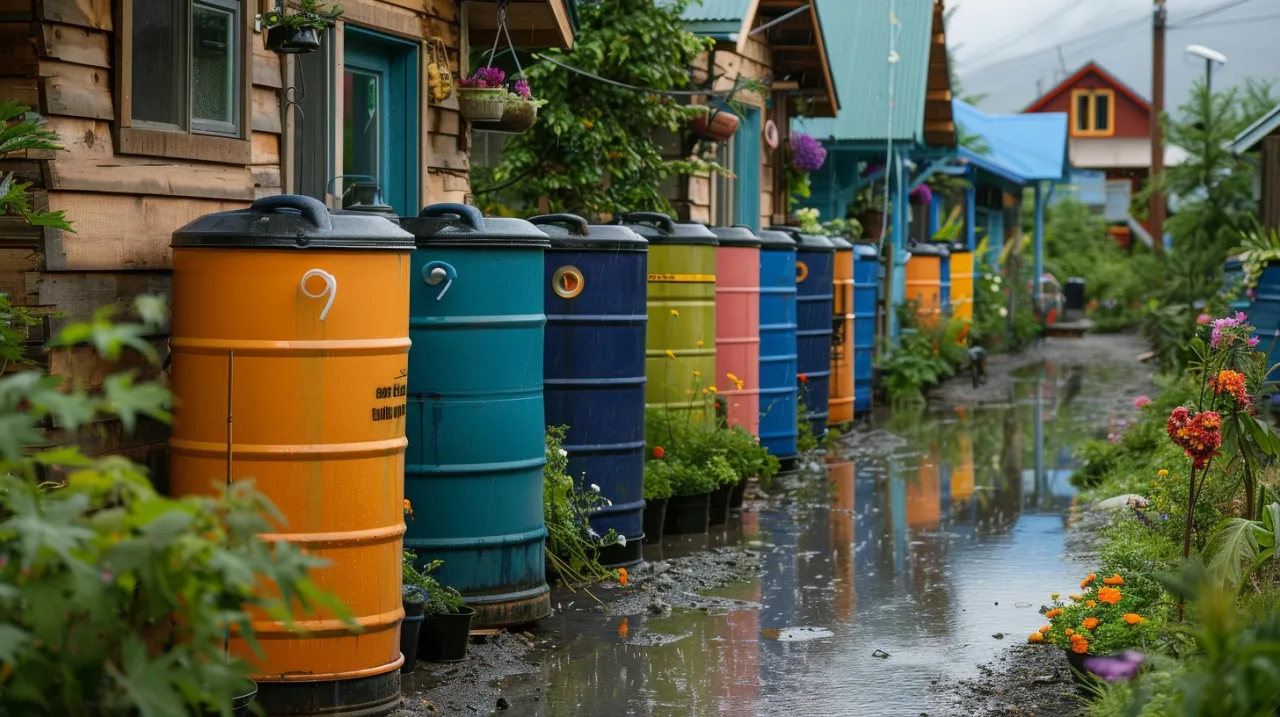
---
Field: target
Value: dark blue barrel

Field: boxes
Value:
[757,229,798,462]
[772,227,835,439]
[853,243,878,414]
[1225,255,1251,314]
[532,214,648,568]
[399,204,553,628]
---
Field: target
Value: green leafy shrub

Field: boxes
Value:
[0,296,345,717]
[1035,571,1164,655]
[876,305,970,401]
[543,426,618,585]
[1,101,72,231]
[401,553,464,615]
[643,458,674,500]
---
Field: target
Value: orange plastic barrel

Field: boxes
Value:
[951,433,975,502]
[829,238,855,425]
[950,244,974,320]
[168,196,414,716]
[905,243,946,325]
[710,225,761,435]
[907,447,942,528]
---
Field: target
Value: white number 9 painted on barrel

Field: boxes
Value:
[300,268,338,321]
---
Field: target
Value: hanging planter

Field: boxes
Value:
[487,81,545,134]
[260,0,341,55]
[457,68,510,122]
[689,108,740,142]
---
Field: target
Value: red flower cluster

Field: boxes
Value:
[1167,406,1222,470]
[1210,369,1252,408]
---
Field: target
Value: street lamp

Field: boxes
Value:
[1185,44,1227,94]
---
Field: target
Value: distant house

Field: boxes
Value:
[1022,61,1185,244]
[1231,103,1280,231]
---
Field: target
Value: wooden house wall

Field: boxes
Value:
[678,37,779,228]
[1263,136,1280,231]
[1033,68,1149,139]
[0,0,468,465]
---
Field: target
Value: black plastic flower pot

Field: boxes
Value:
[729,480,747,513]
[643,497,668,545]
[664,492,710,535]
[400,587,426,674]
[265,25,321,54]
[420,606,475,663]
[709,483,734,526]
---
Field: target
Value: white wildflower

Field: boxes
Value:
[558,448,568,457]
[998,307,1008,317]
[991,284,1001,293]
[616,535,626,547]
[590,483,600,493]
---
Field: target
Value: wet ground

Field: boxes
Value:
[397,333,1155,716]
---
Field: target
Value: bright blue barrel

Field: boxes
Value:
[771,227,835,439]
[1251,262,1280,367]
[399,203,553,628]
[531,213,648,569]
[853,243,878,414]
[935,242,952,313]
[757,229,798,463]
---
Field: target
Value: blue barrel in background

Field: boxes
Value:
[1224,255,1251,314]
[757,229,799,463]
[1249,262,1280,368]
[771,227,835,439]
[532,214,648,568]
[853,243,878,414]
[399,203,553,628]
[935,242,952,314]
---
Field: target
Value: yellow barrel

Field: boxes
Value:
[829,238,855,425]
[168,196,414,715]
[618,213,718,421]
[950,245,974,320]
[905,243,946,325]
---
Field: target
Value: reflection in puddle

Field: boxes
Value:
[492,359,1152,716]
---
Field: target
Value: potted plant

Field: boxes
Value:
[721,424,779,514]
[851,184,886,240]
[663,456,726,535]
[261,0,342,54]
[399,553,428,675]
[405,556,475,663]
[689,107,740,142]
[643,450,674,545]
[456,67,510,123]
[487,79,546,134]
[1028,571,1160,689]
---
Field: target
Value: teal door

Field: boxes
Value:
[343,28,419,215]
[733,107,761,231]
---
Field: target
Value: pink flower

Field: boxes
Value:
[1249,335,1260,348]
[1133,396,1151,409]
[1197,314,1212,325]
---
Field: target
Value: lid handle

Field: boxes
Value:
[251,194,333,230]
[617,212,675,234]
[418,203,485,231]
[529,213,590,236]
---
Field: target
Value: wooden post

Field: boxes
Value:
[1149,0,1167,254]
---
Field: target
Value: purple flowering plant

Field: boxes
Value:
[513,79,532,99]
[789,133,827,173]
[458,67,507,89]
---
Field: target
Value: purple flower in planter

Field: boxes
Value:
[513,79,531,99]
[1082,650,1144,682]
[790,133,827,173]
[459,66,506,89]
[909,183,933,206]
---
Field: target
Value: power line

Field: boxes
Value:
[1170,0,1263,27]
[1170,10,1280,30]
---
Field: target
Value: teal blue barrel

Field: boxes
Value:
[532,214,648,568]
[1250,262,1280,368]
[757,229,799,463]
[399,203,552,628]
[853,243,879,414]
[935,242,952,313]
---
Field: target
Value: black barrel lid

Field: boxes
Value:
[709,225,762,248]
[853,242,879,259]
[908,241,948,257]
[172,194,414,250]
[615,212,718,246]
[757,229,797,250]
[767,226,835,252]
[529,213,647,251]
[830,236,853,251]
[399,203,550,249]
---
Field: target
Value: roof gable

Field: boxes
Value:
[1024,62,1150,114]
[1233,102,1280,154]
[794,0,953,147]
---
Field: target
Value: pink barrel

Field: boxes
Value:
[710,226,762,435]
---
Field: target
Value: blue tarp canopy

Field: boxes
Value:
[952,99,1069,185]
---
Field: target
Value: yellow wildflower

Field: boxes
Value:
[666,350,676,360]
[670,309,679,317]
[693,370,701,377]
[1051,593,1060,600]
[707,385,717,393]
[1158,469,1169,477]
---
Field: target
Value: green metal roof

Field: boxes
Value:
[680,0,752,22]
[793,0,935,145]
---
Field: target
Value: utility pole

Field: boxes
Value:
[1149,0,1167,255]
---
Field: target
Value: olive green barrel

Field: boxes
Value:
[616,213,718,421]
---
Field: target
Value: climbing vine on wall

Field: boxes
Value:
[477,0,719,218]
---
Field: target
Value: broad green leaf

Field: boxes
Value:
[0,623,30,662]
[133,294,168,330]
[32,445,95,467]
[1263,503,1280,538]
[0,413,47,461]
[103,371,171,431]
[1207,517,1262,593]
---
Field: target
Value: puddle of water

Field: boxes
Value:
[486,359,1153,716]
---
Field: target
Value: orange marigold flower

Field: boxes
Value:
[1045,608,1064,618]
[1103,574,1125,586]
[1085,600,1097,608]
[1028,632,1044,643]
[1122,613,1143,625]
[1082,617,1099,630]
[1097,586,1122,605]
[618,617,629,637]
[1072,639,1089,654]
[1069,633,1084,643]
[1064,628,1074,636]
[652,446,665,459]
[617,568,628,586]
[1038,625,1050,634]
[1081,573,1097,588]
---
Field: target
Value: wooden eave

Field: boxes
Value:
[467,0,574,50]
[923,1,955,147]
[748,0,839,118]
